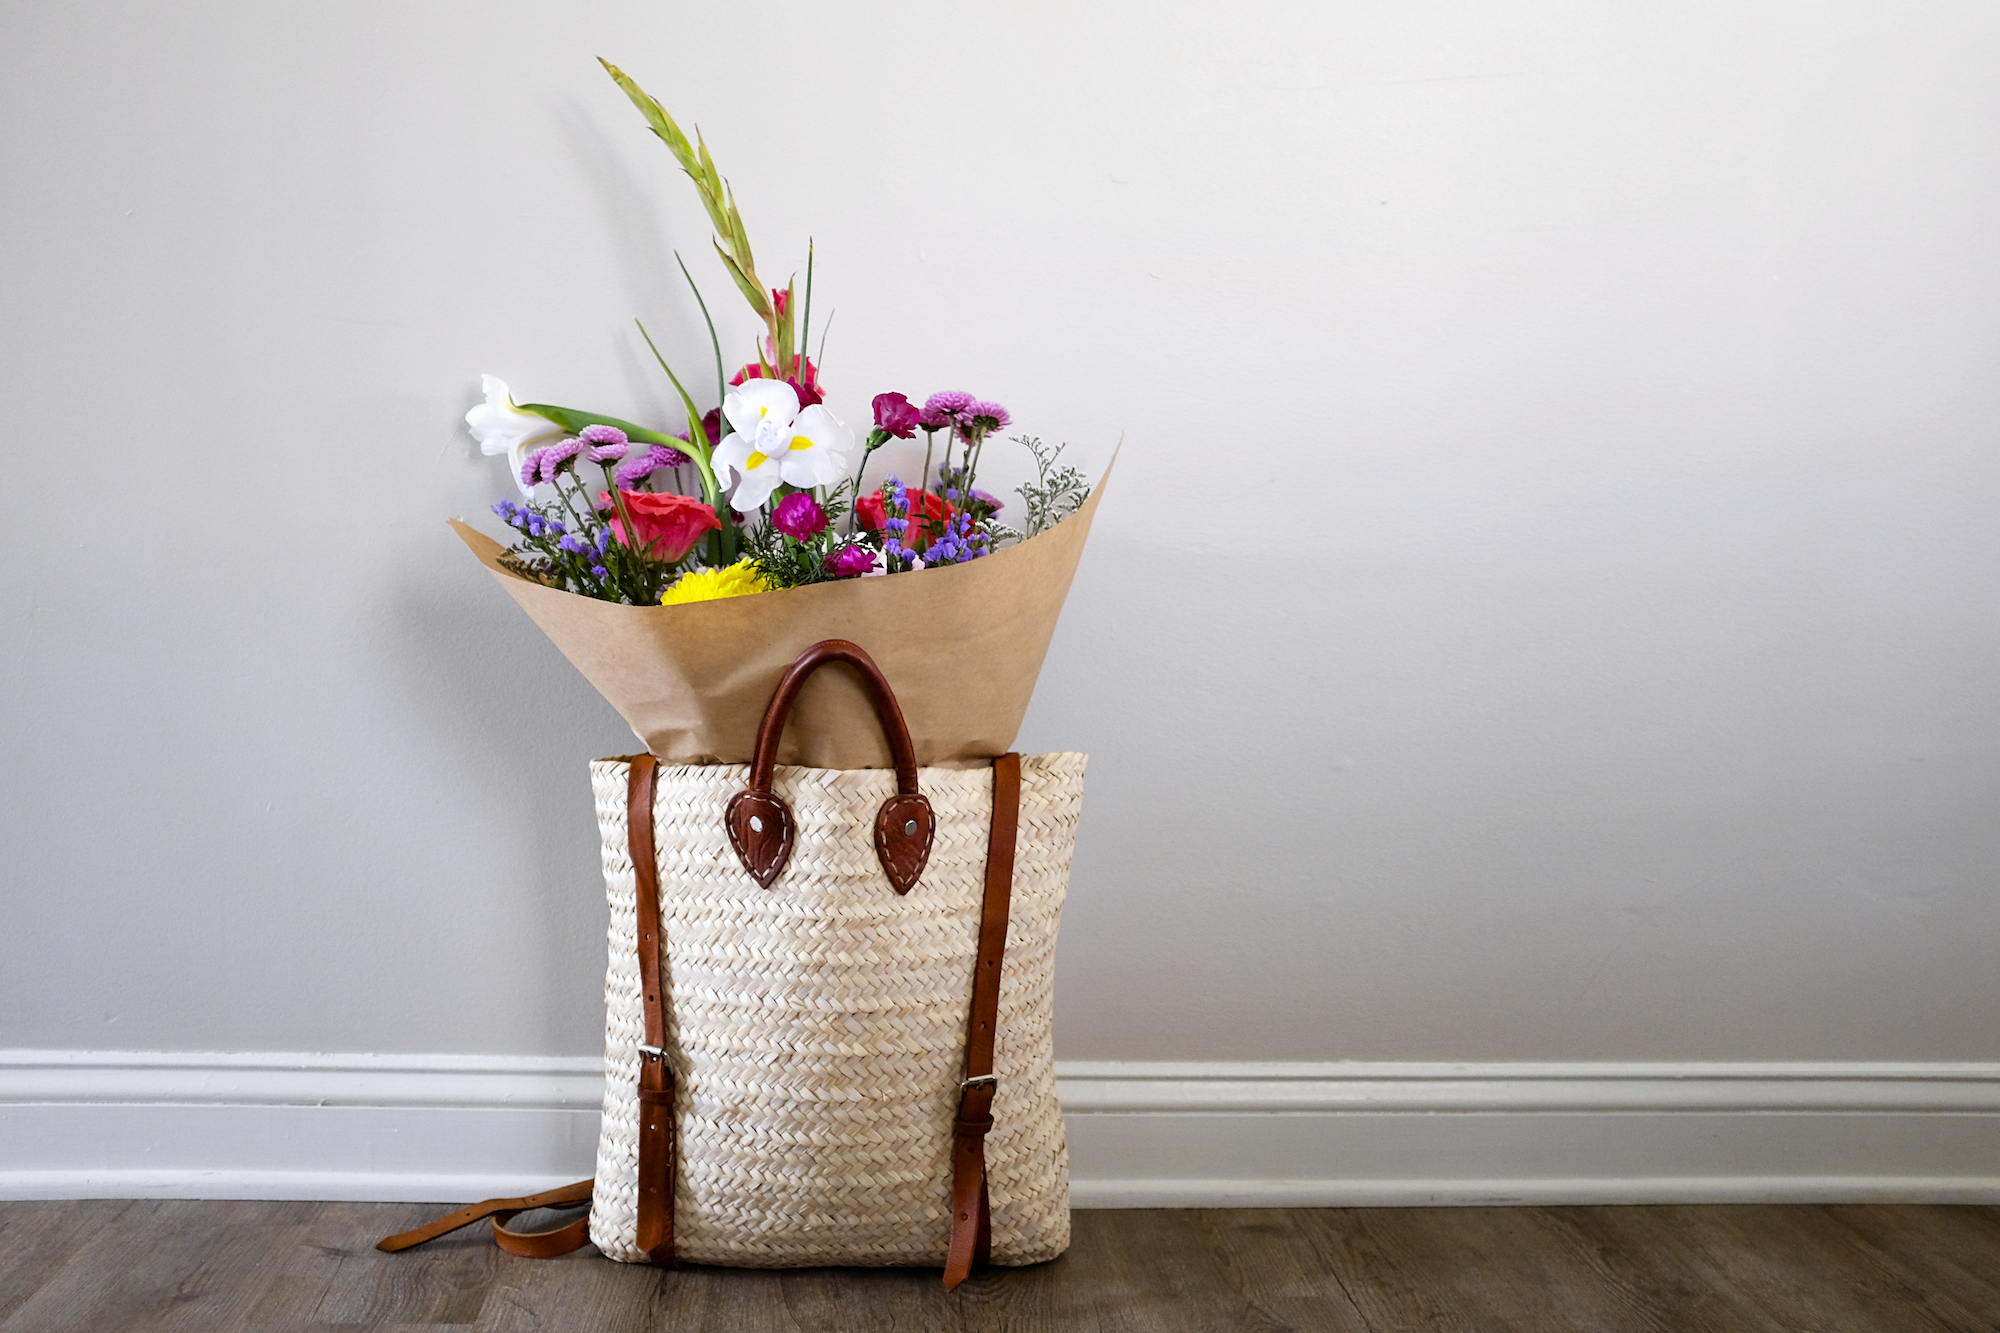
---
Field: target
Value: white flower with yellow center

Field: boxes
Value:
[713,379,858,513]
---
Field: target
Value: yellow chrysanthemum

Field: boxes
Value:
[659,559,772,606]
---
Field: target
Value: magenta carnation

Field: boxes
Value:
[872,391,919,439]
[771,490,828,541]
[828,544,876,578]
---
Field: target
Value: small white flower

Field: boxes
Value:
[712,379,858,513]
[466,375,565,496]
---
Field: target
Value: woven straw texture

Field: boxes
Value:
[587,753,1084,1269]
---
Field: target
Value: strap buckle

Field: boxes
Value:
[637,1044,665,1063]
[959,1073,998,1091]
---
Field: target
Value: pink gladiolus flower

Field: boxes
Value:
[731,357,822,407]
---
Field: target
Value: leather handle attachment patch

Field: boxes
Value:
[729,639,934,893]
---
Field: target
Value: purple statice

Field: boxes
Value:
[615,442,690,489]
[578,423,630,464]
[559,534,588,554]
[591,564,609,578]
[536,438,584,484]
[772,491,827,541]
[924,509,990,566]
[491,500,533,530]
[827,543,875,578]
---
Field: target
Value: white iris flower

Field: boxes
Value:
[713,379,857,514]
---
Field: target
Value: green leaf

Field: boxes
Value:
[516,402,684,449]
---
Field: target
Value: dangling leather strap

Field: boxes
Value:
[375,755,676,1266]
[628,754,678,1267]
[375,1178,594,1257]
[942,752,1021,1291]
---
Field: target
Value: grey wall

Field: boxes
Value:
[4,0,1997,1063]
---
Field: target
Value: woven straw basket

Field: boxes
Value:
[376,640,1082,1283]
[585,750,1083,1267]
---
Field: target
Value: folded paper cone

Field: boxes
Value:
[453,462,1109,768]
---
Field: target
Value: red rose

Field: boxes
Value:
[604,490,722,563]
[853,487,954,552]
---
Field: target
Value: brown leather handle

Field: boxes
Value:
[748,639,921,796]
[726,639,935,894]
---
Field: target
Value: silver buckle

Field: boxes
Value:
[637,1044,665,1062]
[960,1073,997,1091]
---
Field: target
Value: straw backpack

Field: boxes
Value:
[382,640,1082,1288]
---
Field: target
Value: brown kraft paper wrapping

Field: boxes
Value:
[451,463,1109,769]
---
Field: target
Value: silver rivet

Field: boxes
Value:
[905,818,918,836]
[749,815,764,833]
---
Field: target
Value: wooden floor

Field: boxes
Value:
[2,1201,1997,1331]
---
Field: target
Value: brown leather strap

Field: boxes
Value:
[726,639,935,894]
[943,751,1021,1291]
[627,755,678,1267]
[375,1178,594,1255]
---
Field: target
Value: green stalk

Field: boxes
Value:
[633,319,735,563]
[675,250,727,427]
[799,239,814,382]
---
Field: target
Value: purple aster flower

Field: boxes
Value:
[520,451,548,490]
[924,390,974,416]
[537,438,584,484]
[579,424,630,464]
[828,544,875,578]
[615,443,689,488]
[956,399,1010,439]
[772,491,827,541]
[970,489,1004,513]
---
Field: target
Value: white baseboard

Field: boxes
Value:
[5,1051,1999,1206]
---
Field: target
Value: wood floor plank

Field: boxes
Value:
[1816,1205,2000,1331]
[1,1201,1996,1331]
[1590,1204,1970,1333]
[299,1203,498,1327]
[0,1201,141,1324]
[1301,1204,1747,1333]
[0,1205,302,1333]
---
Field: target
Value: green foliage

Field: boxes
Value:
[993,436,1091,541]
[741,486,868,590]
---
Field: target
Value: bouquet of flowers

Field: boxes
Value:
[454,61,1107,767]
